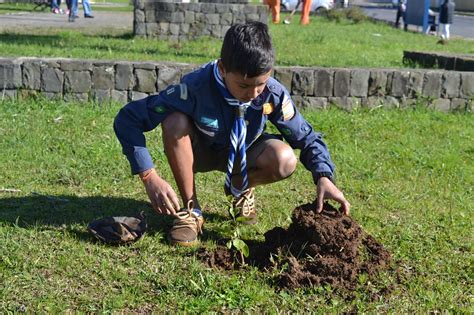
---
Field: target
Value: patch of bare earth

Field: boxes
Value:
[198,203,395,292]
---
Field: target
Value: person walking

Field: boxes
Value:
[264,0,281,24]
[439,0,455,40]
[395,0,407,31]
[301,0,312,25]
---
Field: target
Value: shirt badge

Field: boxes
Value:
[262,102,274,115]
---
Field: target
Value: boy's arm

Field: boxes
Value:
[268,92,350,214]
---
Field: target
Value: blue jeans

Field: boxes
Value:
[72,0,92,16]
[50,0,61,10]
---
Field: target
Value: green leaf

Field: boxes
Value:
[226,240,233,249]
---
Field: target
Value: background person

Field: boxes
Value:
[395,0,407,31]
[301,0,312,25]
[439,0,455,40]
[264,0,281,24]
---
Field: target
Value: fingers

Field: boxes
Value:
[316,190,324,213]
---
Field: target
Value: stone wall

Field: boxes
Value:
[133,0,268,40]
[1,57,473,112]
[404,51,474,72]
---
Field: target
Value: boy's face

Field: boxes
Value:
[218,62,272,103]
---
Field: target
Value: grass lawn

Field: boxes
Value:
[0,8,472,68]
[0,98,472,312]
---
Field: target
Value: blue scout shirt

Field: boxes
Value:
[114,62,335,184]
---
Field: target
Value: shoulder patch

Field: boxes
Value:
[179,83,188,100]
[166,87,175,95]
[281,94,295,121]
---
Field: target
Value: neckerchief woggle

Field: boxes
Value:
[213,60,250,198]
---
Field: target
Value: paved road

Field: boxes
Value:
[361,6,474,39]
[0,10,133,31]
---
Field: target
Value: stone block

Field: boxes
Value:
[368,70,388,96]
[145,9,156,22]
[169,23,180,36]
[362,96,384,109]
[42,92,61,100]
[314,68,333,97]
[391,71,410,97]
[233,13,246,24]
[184,11,195,24]
[273,67,292,91]
[442,72,460,98]
[93,89,111,104]
[247,13,259,21]
[333,69,350,97]
[134,9,145,23]
[64,92,88,103]
[130,91,148,101]
[460,72,474,99]
[206,13,220,25]
[156,10,172,22]
[215,3,228,14]
[22,61,41,90]
[134,0,145,10]
[60,60,93,71]
[299,96,328,110]
[146,23,159,36]
[350,69,369,97]
[157,66,180,91]
[291,69,314,96]
[431,98,451,112]
[0,62,22,89]
[329,97,360,111]
[41,68,63,93]
[134,22,146,36]
[451,98,468,111]
[0,89,17,100]
[112,90,129,103]
[115,63,134,90]
[181,23,190,34]
[64,71,91,93]
[383,96,400,108]
[422,71,442,99]
[134,68,157,93]
[92,66,114,90]
[200,3,215,13]
[159,22,170,34]
[243,4,257,14]
[220,12,233,25]
[170,12,184,23]
[135,62,156,70]
[408,71,423,98]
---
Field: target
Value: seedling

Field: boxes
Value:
[225,196,250,265]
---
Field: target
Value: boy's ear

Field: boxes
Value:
[217,60,226,78]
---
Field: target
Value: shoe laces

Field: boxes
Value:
[173,200,202,234]
[233,188,255,217]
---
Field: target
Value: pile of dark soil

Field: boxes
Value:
[198,203,393,291]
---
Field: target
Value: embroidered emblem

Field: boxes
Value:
[282,94,295,121]
[262,102,274,115]
[281,127,292,136]
[200,117,219,129]
[166,87,175,95]
[154,106,166,114]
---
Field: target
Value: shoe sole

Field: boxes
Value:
[168,237,199,247]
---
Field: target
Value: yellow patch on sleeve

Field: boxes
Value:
[281,95,295,121]
[262,102,274,115]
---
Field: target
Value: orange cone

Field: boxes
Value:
[301,0,312,25]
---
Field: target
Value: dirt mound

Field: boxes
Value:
[198,202,393,291]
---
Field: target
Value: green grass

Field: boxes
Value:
[0,10,472,68]
[0,1,132,14]
[0,98,472,312]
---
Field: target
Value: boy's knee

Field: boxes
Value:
[162,112,192,138]
[278,148,297,179]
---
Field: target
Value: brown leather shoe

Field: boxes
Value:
[233,188,257,225]
[168,201,204,247]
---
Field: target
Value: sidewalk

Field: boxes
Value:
[0,10,133,32]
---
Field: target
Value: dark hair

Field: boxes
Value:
[220,21,275,77]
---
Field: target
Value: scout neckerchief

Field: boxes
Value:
[213,60,250,198]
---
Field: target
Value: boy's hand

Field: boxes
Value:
[139,168,180,216]
[316,177,350,215]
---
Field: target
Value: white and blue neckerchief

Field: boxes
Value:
[213,60,251,198]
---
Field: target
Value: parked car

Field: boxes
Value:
[281,0,335,14]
